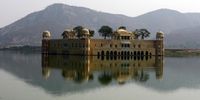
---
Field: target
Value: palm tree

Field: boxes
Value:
[135,29,151,39]
[73,26,84,39]
[98,25,113,39]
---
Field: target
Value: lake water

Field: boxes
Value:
[1,51,200,100]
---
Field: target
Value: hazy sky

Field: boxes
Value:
[0,0,200,27]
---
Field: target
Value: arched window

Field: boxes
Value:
[137,51,140,56]
[106,51,109,60]
[114,51,117,60]
[101,51,105,60]
[145,51,148,56]
[110,51,113,56]
[134,51,136,56]
[110,51,113,60]
[114,51,117,56]
[141,51,144,56]
[118,52,121,59]
[127,51,130,56]
[149,52,152,59]
[106,51,109,56]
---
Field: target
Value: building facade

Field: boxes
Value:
[42,28,164,56]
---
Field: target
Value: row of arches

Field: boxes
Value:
[97,51,152,60]
[98,51,152,56]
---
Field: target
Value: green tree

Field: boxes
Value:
[89,29,95,37]
[135,29,151,39]
[98,72,112,85]
[73,26,84,38]
[98,25,113,39]
[74,72,87,84]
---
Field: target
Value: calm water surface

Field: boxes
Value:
[0,51,200,100]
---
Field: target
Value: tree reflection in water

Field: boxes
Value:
[137,70,150,82]
[98,72,112,85]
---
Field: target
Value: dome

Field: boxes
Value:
[62,29,71,36]
[117,29,129,34]
[64,29,72,32]
[82,28,90,35]
[62,29,76,39]
[116,29,130,36]
[157,31,164,35]
[156,31,164,39]
[43,30,51,38]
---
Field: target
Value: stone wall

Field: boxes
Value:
[42,38,164,56]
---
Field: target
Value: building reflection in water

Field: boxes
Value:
[42,54,163,85]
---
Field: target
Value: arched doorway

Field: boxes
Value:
[106,51,109,60]
[101,51,104,60]
[110,51,113,60]
[114,51,117,60]
[97,52,100,59]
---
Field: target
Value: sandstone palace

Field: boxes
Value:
[42,26,164,57]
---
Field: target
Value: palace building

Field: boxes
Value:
[42,28,164,56]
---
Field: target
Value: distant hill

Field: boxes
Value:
[0,3,200,48]
[134,9,200,34]
[0,4,134,46]
[166,25,200,48]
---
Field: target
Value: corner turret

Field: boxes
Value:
[155,31,164,56]
[82,28,90,38]
[156,31,164,40]
[42,30,51,39]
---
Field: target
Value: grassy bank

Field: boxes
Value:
[0,45,41,54]
[165,49,200,57]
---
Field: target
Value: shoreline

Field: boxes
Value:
[165,49,200,57]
